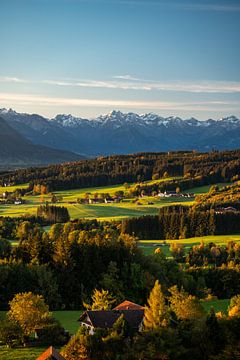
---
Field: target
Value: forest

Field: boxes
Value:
[0,149,240,192]
[0,150,240,359]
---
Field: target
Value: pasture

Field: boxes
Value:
[0,179,233,221]
[139,234,240,256]
[0,346,47,360]
[0,178,196,221]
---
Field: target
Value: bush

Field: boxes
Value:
[36,319,69,346]
[0,319,23,347]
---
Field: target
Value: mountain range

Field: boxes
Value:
[1,108,240,164]
[0,115,81,169]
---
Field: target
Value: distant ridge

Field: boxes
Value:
[1,108,240,156]
[0,116,82,169]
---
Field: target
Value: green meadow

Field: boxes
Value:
[0,178,195,221]
[0,346,47,360]
[0,179,233,221]
[139,234,240,256]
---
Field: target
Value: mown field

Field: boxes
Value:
[0,178,195,221]
[139,234,240,257]
[0,180,231,221]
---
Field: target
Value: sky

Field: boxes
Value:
[0,0,240,119]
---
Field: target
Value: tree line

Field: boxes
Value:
[122,205,240,240]
[1,149,240,192]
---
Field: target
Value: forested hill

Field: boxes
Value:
[1,150,240,192]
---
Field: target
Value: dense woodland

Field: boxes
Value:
[1,150,240,359]
[0,150,240,192]
[1,218,240,358]
[0,218,240,310]
[122,205,240,240]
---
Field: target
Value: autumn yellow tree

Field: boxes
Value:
[143,280,169,330]
[228,294,240,317]
[61,333,88,360]
[169,285,204,320]
[84,289,115,310]
[7,292,52,339]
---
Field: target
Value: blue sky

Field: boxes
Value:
[0,0,240,119]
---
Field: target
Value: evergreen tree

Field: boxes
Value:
[143,280,169,330]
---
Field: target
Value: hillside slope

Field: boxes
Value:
[1,109,240,155]
[0,116,81,168]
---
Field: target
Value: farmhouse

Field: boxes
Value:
[215,206,238,214]
[158,191,180,198]
[104,197,115,203]
[78,300,145,334]
[89,198,104,204]
[158,191,195,198]
[37,346,66,360]
[14,198,24,205]
[113,300,145,310]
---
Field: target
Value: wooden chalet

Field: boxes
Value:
[78,300,145,334]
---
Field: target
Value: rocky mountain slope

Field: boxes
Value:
[1,108,240,156]
[0,115,81,168]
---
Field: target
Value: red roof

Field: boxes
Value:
[113,300,145,311]
[37,346,66,360]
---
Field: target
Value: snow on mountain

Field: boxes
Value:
[1,108,240,156]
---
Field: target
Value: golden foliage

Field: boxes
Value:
[83,289,115,310]
[143,280,169,330]
[7,292,52,336]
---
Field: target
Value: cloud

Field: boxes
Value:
[0,92,238,112]
[1,75,240,94]
[182,3,240,12]
[0,76,28,83]
[113,75,141,81]
[39,78,240,94]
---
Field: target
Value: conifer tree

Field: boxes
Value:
[143,280,169,330]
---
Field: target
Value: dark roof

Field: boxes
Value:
[79,309,144,330]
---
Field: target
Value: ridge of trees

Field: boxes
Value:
[1,150,240,192]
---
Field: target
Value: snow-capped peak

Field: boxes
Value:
[220,115,240,123]
[0,108,18,115]
[54,114,86,128]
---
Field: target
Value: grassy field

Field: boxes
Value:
[139,234,240,256]
[0,346,47,360]
[0,180,233,221]
[0,310,81,336]
[0,178,196,221]
[201,298,230,314]
[183,182,232,195]
[0,184,29,195]
[53,310,81,334]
